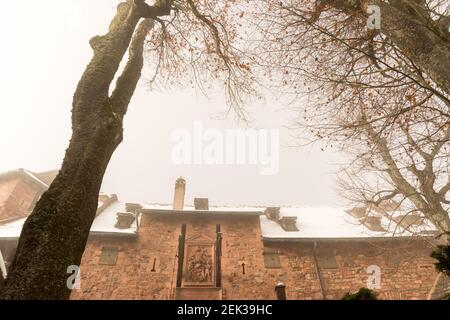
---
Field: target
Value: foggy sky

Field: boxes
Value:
[0,0,346,207]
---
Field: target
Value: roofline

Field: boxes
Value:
[0,168,49,190]
[0,235,23,241]
[140,208,263,216]
[262,235,436,242]
[22,170,49,189]
[263,235,438,242]
[0,230,138,241]
[0,214,29,226]
[88,231,138,238]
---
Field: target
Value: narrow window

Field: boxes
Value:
[264,252,281,269]
[99,247,119,266]
[317,251,338,269]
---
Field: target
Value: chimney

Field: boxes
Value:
[173,177,186,210]
[194,198,209,210]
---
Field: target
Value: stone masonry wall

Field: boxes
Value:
[72,213,438,300]
[263,239,437,300]
[71,213,268,300]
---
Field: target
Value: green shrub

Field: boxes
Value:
[431,244,450,277]
[342,288,378,300]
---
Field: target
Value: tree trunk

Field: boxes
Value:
[377,0,450,96]
[323,0,450,96]
[0,0,166,300]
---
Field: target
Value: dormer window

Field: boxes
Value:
[278,216,299,232]
[99,247,118,266]
[264,207,280,221]
[263,249,281,268]
[115,212,135,229]
[345,207,367,219]
[363,216,386,232]
[392,214,424,229]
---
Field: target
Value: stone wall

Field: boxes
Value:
[262,239,437,300]
[71,213,268,300]
[71,213,438,300]
[0,176,39,223]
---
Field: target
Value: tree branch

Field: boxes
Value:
[137,0,173,18]
[186,0,229,66]
[111,19,155,117]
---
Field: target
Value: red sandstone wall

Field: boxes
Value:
[71,213,438,300]
[0,177,39,223]
[263,240,437,300]
[72,214,267,300]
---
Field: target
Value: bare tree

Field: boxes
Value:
[0,0,255,300]
[337,105,449,235]
[1,0,448,300]
[250,0,449,234]
[248,2,449,294]
[307,0,450,95]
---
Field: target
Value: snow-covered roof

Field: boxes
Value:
[141,203,263,215]
[0,199,137,240]
[0,200,437,241]
[90,200,137,236]
[260,206,437,241]
[0,218,26,240]
[142,203,436,240]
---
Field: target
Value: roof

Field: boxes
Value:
[90,200,137,236]
[31,169,59,186]
[140,203,263,216]
[0,197,137,240]
[0,199,437,241]
[0,168,55,190]
[0,218,26,240]
[134,202,437,240]
[260,206,437,241]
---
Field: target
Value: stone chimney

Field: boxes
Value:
[173,177,186,210]
[194,198,209,210]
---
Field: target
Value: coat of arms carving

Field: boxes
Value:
[182,234,215,287]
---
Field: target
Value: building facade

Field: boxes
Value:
[0,170,448,299]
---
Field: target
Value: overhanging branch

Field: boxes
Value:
[111,18,155,117]
[137,0,173,18]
